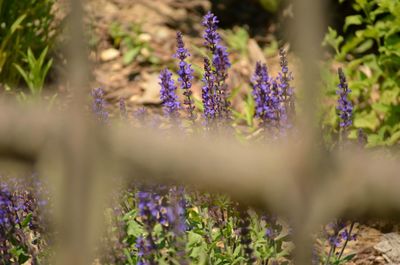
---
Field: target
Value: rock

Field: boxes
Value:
[248,39,266,65]
[374,233,400,264]
[100,48,120,62]
[130,73,161,104]
[154,26,170,42]
[138,33,152,42]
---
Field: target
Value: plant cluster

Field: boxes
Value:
[0,175,50,264]
[107,22,159,66]
[0,0,59,92]
[92,12,359,265]
[323,0,400,147]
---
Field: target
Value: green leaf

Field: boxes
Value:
[224,27,249,55]
[322,27,344,55]
[259,0,281,12]
[367,134,383,147]
[371,102,390,114]
[188,231,204,247]
[123,46,141,65]
[228,86,241,101]
[194,97,204,112]
[386,130,400,145]
[354,111,380,131]
[344,15,363,31]
[124,249,135,265]
[126,219,142,237]
[244,91,255,127]
[342,253,356,262]
[14,63,32,90]
[354,39,374,53]
[21,213,32,228]
[380,89,399,105]
[10,247,29,263]
[10,14,27,34]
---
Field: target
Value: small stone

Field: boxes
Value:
[110,63,122,71]
[374,233,400,264]
[154,27,169,42]
[138,33,151,42]
[140,47,150,58]
[100,48,120,62]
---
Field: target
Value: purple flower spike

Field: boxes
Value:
[213,45,231,119]
[252,62,285,129]
[119,98,127,119]
[175,32,195,121]
[91,88,109,122]
[337,68,353,130]
[201,58,216,125]
[202,11,231,121]
[278,48,295,121]
[202,11,220,53]
[159,68,180,118]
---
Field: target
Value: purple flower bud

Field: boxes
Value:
[238,210,256,263]
[175,32,195,121]
[159,68,180,118]
[277,48,295,123]
[202,11,231,121]
[337,68,353,129]
[202,58,217,124]
[91,88,109,122]
[213,45,231,120]
[119,98,127,119]
[251,62,286,129]
[202,11,220,53]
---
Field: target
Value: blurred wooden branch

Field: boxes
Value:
[0,103,400,264]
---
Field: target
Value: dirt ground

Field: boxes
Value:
[84,0,396,263]
[85,0,291,115]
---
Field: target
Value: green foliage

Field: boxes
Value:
[323,0,400,147]
[0,0,58,88]
[108,22,159,65]
[224,27,250,57]
[14,47,53,96]
[259,0,281,13]
[106,192,292,264]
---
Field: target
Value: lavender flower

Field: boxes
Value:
[357,128,367,146]
[337,68,353,129]
[136,189,161,265]
[169,186,188,265]
[238,210,256,263]
[251,62,285,129]
[136,186,180,264]
[0,176,47,264]
[119,98,127,119]
[175,32,195,121]
[202,58,216,124]
[159,68,180,118]
[138,190,169,229]
[169,186,187,234]
[136,236,155,265]
[202,11,231,120]
[326,220,346,248]
[323,219,357,263]
[132,107,147,127]
[91,87,109,122]
[213,45,231,119]
[202,12,220,53]
[278,48,295,120]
